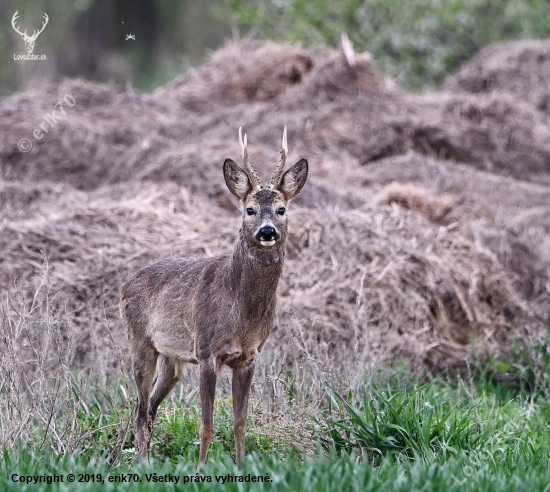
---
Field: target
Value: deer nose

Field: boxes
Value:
[258,226,279,241]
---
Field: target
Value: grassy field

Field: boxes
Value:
[2,360,550,491]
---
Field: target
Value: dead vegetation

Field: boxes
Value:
[1,38,549,426]
[374,182,455,224]
[156,40,314,105]
[440,39,550,114]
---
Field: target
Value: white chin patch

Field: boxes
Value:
[260,240,276,247]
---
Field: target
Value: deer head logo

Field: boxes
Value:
[11,11,48,54]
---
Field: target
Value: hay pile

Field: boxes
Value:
[278,206,530,374]
[1,39,549,385]
[440,39,550,114]
[155,40,314,105]
[364,152,550,304]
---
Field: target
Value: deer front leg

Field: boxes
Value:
[198,358,217,467]
[232,361,255,469]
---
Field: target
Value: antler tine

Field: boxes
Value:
[270,125,287,188]
[40,13,49,30]
[31,12,49,40]
[11,11,27,37]
[238,127,261,190]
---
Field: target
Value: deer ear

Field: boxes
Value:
[278,159,308,200]
[223,159,252,200]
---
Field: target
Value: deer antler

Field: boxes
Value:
[239,127,261,191]
[30,13,48,41]
[11,11,48,41]
[11,11,27,38]
[270,126,288,188]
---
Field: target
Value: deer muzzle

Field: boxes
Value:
[256,225,280,247]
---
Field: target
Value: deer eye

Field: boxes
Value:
[277,207,286,216]
[246,208,256,216]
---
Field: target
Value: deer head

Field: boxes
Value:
[223,126,308,250]
[11,11,49,54]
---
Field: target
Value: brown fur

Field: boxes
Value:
[120,131,308,467]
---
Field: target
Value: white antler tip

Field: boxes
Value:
[282,125,288,154]
[239,127,248,154]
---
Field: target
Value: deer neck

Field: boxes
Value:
[227,234,284,306]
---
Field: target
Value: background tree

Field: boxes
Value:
[0,0,227,97]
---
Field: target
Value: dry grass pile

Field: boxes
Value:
[1,38,549,407]
[411,92,550,181]
[0,80,174,190]
[374,182,455,224]
[440,39,550,114]
[275,205,530,385]
[155,40,314,106]
[0,178,532,401]
[363,151,550,306]
[4,41,550,186]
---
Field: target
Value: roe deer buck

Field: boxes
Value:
[120,127,308,467]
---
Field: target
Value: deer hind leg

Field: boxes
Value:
[149,355,185,423]
[132,340,158,461]
[198,358,217,467]
[232,362,255,468]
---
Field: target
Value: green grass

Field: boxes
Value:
[318,379,546,461]
[3,442,550,491]
[151,395,290,464]
[0,332,550,492]
[2,364,550,491]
